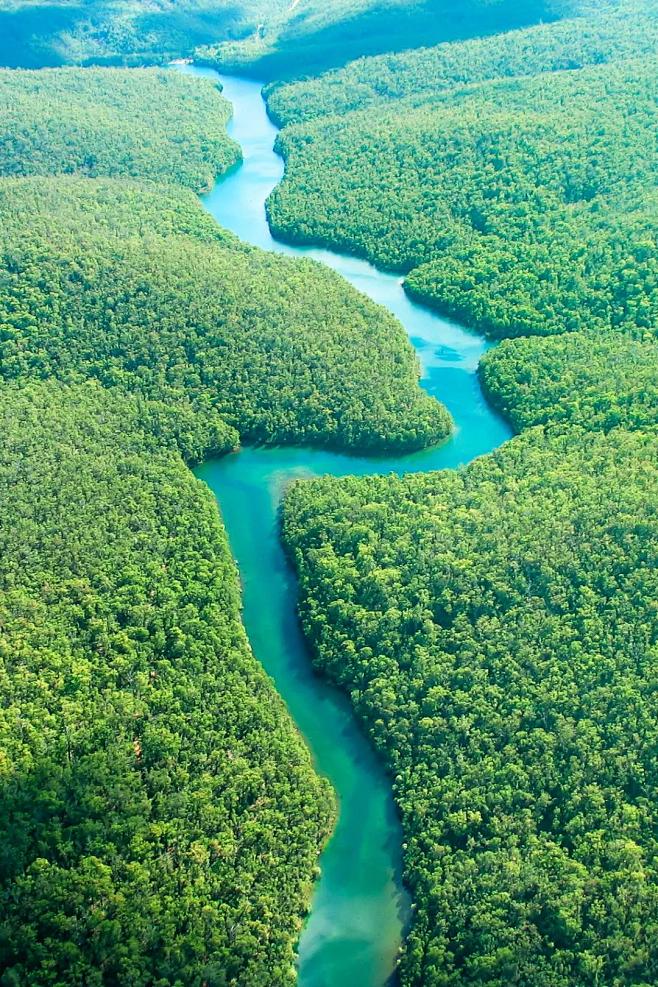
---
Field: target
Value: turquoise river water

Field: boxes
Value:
[180,66,513,987]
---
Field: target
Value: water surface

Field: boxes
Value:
[183,66,512,987]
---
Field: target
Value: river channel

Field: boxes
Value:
[180,65,512,987]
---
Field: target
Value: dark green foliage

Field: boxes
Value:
[0,0,290,69]
[198,0,589,81]
[0,68,240,190]
[0,380,334,986]
[266,24,657,340]
[0,176,450,453]
[0,0,591,73]
[480,333,658,432]
[282,426,658,986]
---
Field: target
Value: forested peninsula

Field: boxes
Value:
[284,425,658,986]
[266,5,657,342]
[265,0,658,442]
[0,381,333,984]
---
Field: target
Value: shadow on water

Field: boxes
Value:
[179,65,512,987]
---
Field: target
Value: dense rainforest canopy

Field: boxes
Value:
[0,0,597,75]
[265,0,658,124]
[0,68,449,453]
[479,333,658,434]
[0,0,290,68]
[0,68,240,189]
[0,0,656,984]
[0,177,449,453]
[0,380,334,986]
[197,0,589,81]
[267,20,657,341]
[283,425,658,986]
[266,0,658,445]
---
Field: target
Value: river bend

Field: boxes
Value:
[181,66,512,987]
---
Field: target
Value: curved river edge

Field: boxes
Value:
[177,65,513,987]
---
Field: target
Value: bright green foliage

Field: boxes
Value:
[480,333,658,432]
[266,0,658,124]
[0,380,334,986]
[267,23,657,339]
[0,7,654,983]
[282,426,658,986]
[0,68,240,190]
[0,173,237,246]
[0,176,450,453]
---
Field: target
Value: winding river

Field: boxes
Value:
[180,66,512,987]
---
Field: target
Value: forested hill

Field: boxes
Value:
[0,69,450,455]
[479,334,658,433]
[266,0,658,124]
[0,177,449,453]
[0,65,449,983]
[0,0,579,72]
[0,0,291,68]
[266,2,658,435]
[0,0,642,76]
[267,36,657,341]
[0,68,240,189]
[197,0,586,80]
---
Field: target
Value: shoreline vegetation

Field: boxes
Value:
[0,379,336,984]
[282,424,658,986]
[261,0,657,442]
[265,47,657,342]
[0,0,588,77]
[195,0,589,81]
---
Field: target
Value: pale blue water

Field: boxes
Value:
[179,65,512,987]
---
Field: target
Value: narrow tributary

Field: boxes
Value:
[181,66,512,987]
